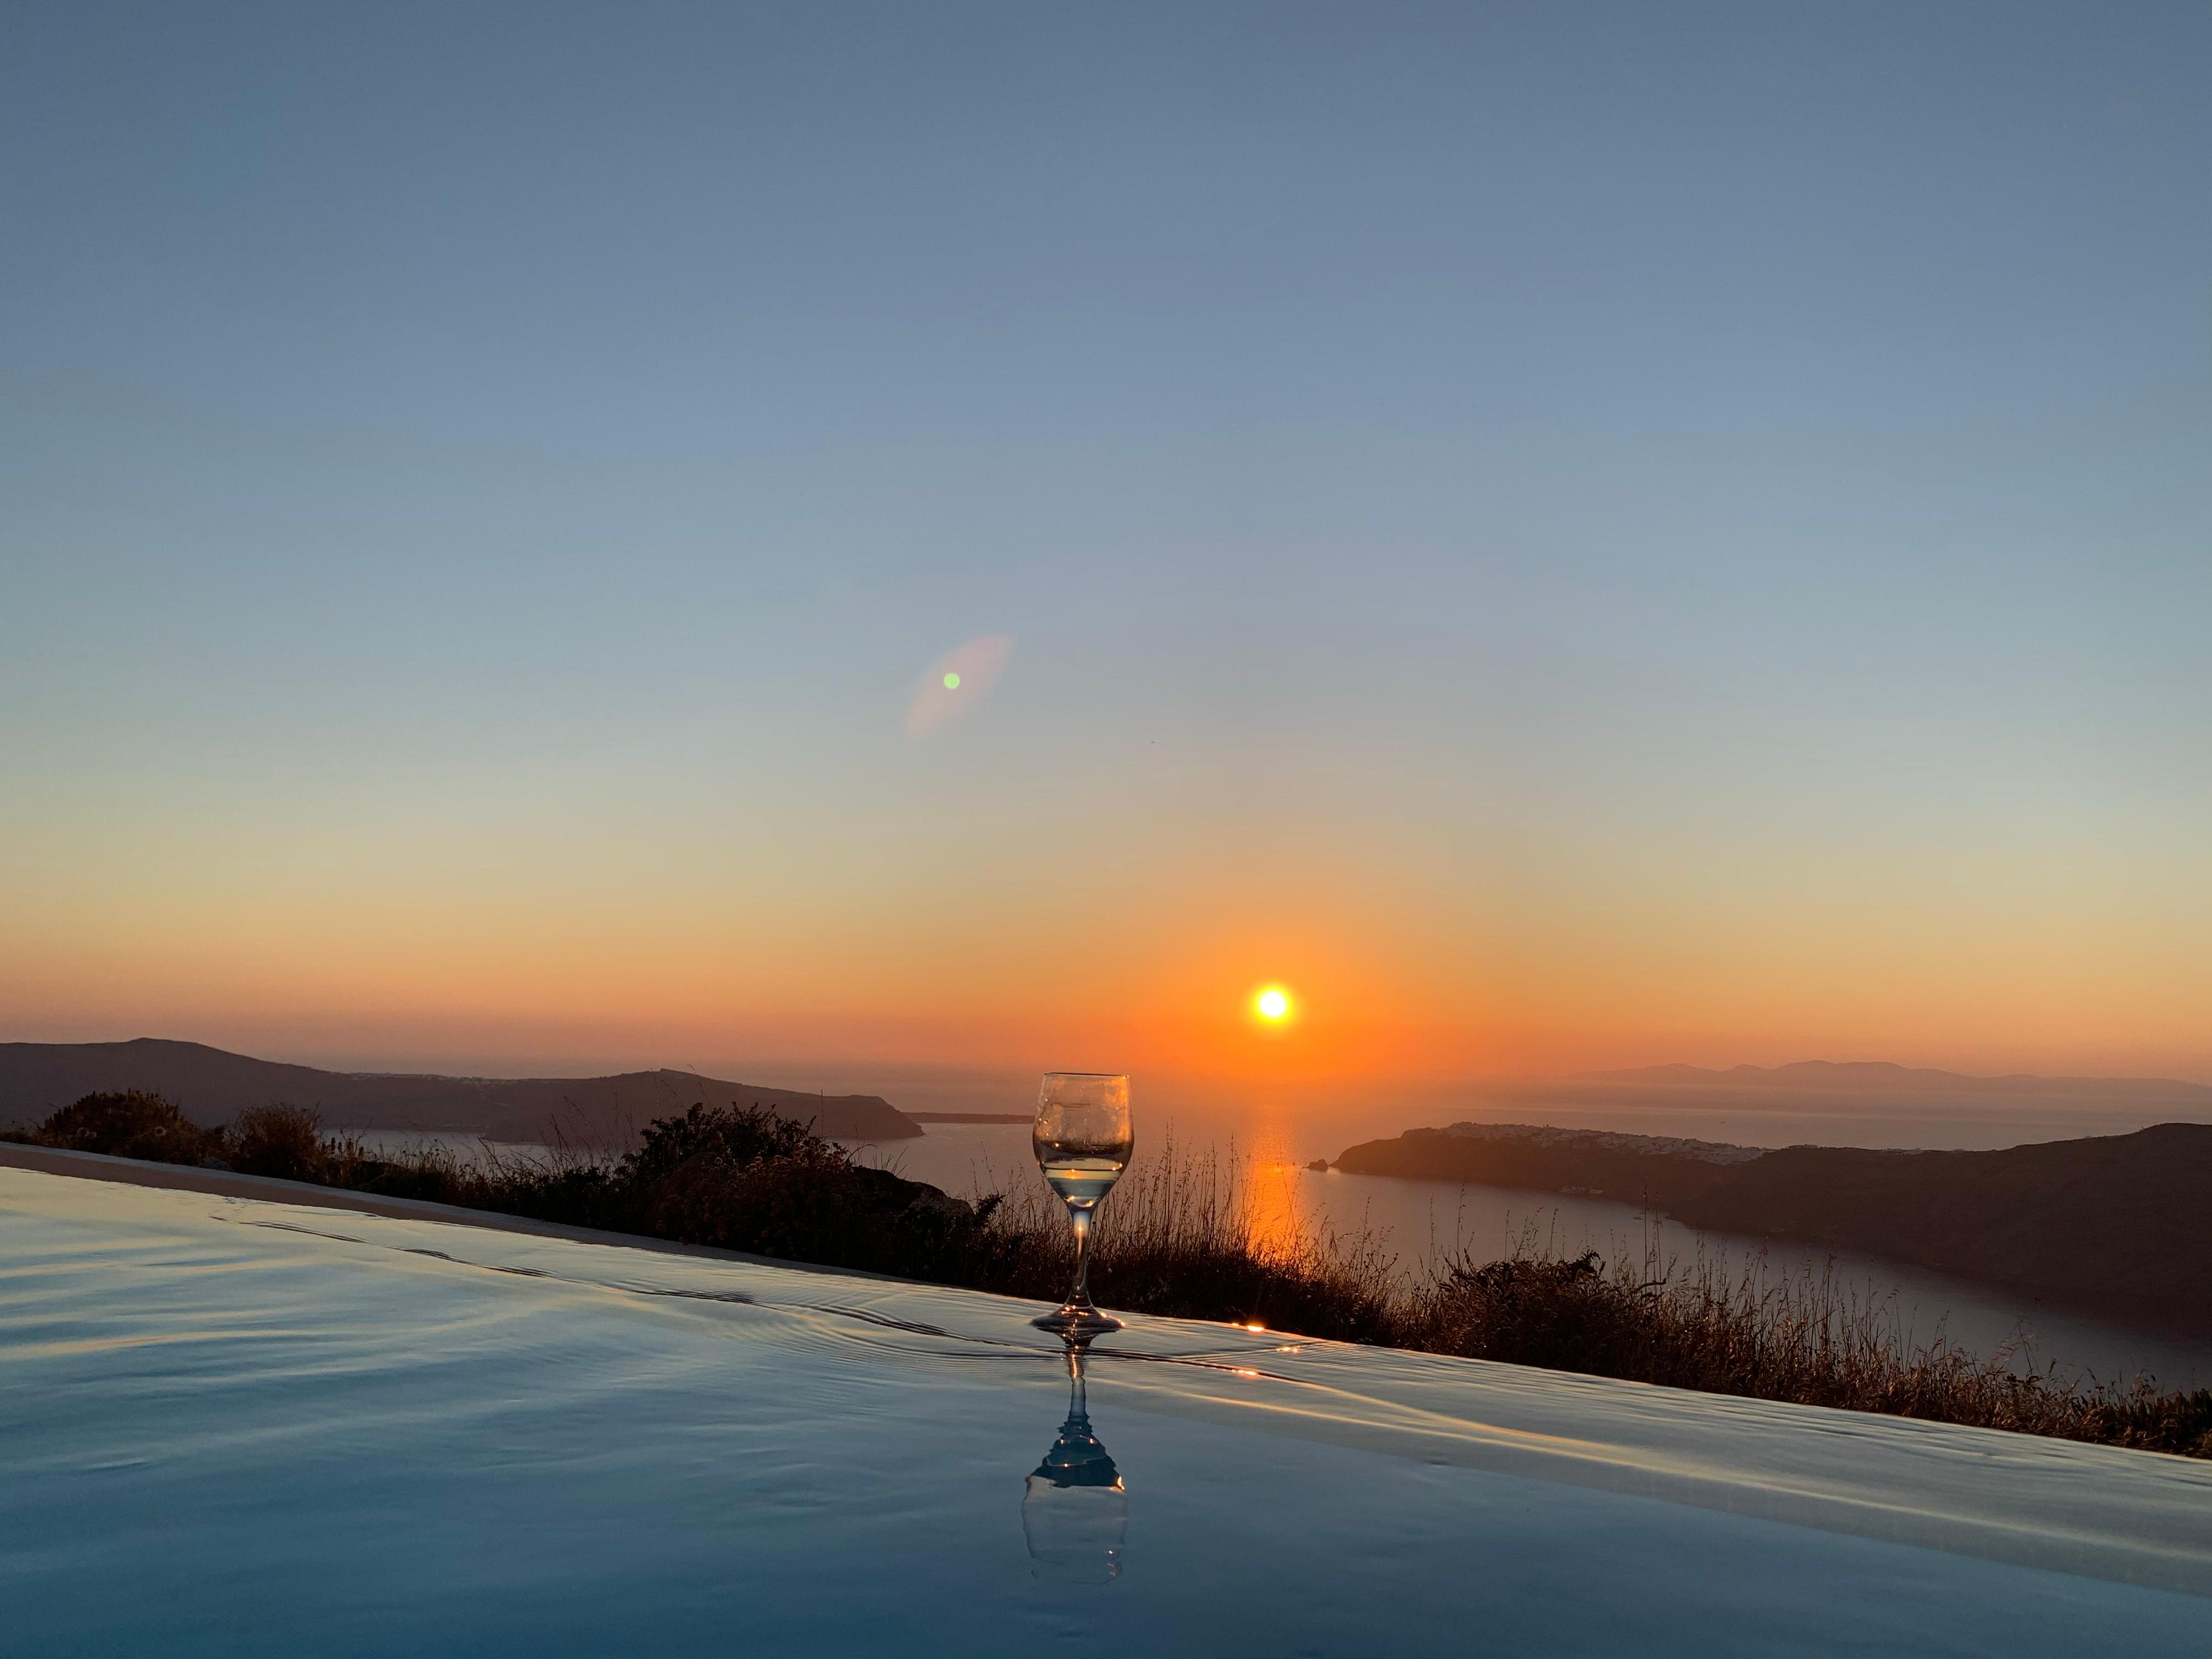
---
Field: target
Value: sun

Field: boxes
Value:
[1255,986,1293,1022]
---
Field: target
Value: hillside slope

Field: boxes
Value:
[0,1040,921,1144]
[1334,1121,2212,1332]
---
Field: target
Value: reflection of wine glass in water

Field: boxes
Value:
[1022,1338,1127,1583]
[1031,1072,1132,1336]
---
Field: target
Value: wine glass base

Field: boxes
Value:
[1032,1305,1125,1338]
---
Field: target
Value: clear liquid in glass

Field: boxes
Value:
[1038,1154,1127,1206]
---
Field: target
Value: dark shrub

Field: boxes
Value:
[37,1091,208,1163]
[1412,1251,1655,1373]
[227,1105,327,1181]
[605,1104,982,1275]
[616,1103,827,1192]
[482,1162,618,1227]
[640,1144,870,1258]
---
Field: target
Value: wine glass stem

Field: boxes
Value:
[1066,1202,1094,1310]
[1067,1342,1089,1418]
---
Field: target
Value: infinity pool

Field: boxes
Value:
[2,1166,2206,1656]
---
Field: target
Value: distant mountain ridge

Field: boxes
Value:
[1562,1060,2212,1103]
[0,1039,921,1144]
[1333,1119,2212,1332]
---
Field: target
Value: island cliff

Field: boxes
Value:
[1333,1121,2212,1334]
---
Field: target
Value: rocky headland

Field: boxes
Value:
[1332,1120,2212,1334]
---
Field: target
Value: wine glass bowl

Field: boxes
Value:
[1031,1073,1132,1336]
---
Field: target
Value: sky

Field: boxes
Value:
[3,3,2208,1089]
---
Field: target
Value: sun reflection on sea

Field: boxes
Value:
[1236,1101,1312,1262]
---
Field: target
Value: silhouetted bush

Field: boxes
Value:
[566,1105,1007,1279]
[619,1102,823,1192]
[227,1104,328,1181]
[1409,1251,1652,1373]
[35,1091,210,1164]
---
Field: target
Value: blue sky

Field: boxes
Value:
[3,3,2207,1079]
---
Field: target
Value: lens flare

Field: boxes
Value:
[906,636,1012,737]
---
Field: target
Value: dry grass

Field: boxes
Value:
[1401,1226,2212,1453]
[968,1133,1404,1342]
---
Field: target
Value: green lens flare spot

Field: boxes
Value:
[942,672,961,690]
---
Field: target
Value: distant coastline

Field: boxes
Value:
[1331,1119,2212,1336]
[0,1039,922,1144]
[1497,1059,2212,1114]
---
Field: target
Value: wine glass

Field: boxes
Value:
[1031,1072,1132,1336]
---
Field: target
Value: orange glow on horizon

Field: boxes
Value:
[9,802,2212,1088]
